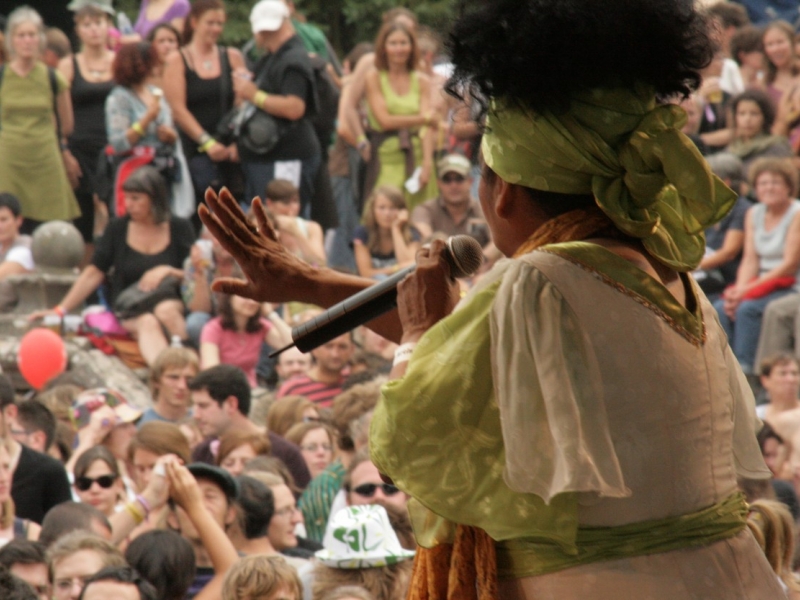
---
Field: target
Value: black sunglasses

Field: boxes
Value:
[75,474,117,491]
[441,174,466,184]
[352,482,400,497]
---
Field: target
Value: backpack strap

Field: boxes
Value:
[48,66,62,141]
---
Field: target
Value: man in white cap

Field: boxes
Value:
[233,0,322,221]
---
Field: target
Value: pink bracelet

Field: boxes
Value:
[135,494,151,518]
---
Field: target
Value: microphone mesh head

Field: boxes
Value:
[446,235,484,278]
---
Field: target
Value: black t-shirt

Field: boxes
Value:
[238,35,321,164]
[192,431,311,489]
[92,216,195,304]
[11,445,72,524]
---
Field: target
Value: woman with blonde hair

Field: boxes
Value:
[353,185,420,279]
[221,555,302,600]
[266,395,320,437]
[747,499,800,598]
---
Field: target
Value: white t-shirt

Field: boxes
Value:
[0,235,33,271]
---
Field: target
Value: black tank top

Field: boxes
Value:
[69,56,114,148]
[180,46,234,158]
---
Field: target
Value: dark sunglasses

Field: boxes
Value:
[352,482,400,497]
[441,174,466,184]
[75,474,117,491]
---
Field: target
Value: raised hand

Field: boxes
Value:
[198,187,318,304]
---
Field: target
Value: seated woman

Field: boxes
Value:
[34,166,196,366]
[105,41,193,220]
[0,439,40,545]
[353,185,420,280]
[725,89,793,177]
[199,289,292,387]
[715,157,800,374]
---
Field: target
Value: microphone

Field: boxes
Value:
[271,235,484,356]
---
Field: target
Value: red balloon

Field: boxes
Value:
[17,328,67,390]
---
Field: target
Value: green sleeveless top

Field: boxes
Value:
[367,71,421,132]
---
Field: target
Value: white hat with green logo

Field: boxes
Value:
[315,505,416,569]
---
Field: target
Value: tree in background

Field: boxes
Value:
[115,0,455,56]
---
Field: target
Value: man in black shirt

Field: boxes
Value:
[234,0,321,220]
[0,376,71,524]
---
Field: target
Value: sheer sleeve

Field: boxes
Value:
[490,260,630,503]
[371,264,580,547]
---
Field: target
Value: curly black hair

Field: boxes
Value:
[447,0,715,114]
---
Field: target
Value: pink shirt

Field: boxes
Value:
[200,317,271,387]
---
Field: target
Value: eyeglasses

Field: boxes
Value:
[300,443,332,452]
[441,174,466,184]
[75,474,117,491]
[352,483,400,497]
[273,505,300,519]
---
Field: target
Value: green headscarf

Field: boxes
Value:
[481,86,737,271]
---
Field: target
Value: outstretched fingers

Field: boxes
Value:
[211,276,255,298]
[251,197,279,243]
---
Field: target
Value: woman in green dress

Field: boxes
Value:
[0,7,81,233]
[364,21,438,212]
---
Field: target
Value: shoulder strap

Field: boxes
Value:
[218,46,231,116]
[48,67,62,139]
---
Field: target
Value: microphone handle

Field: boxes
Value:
[291,265,415,353]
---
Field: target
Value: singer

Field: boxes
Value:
[200,0,779,598]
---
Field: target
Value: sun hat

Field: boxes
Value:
[315,505,416,568]
[70,388,142,430]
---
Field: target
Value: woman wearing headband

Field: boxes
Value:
[199,0,778,597]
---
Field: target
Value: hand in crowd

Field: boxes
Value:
[138,265,175,292]
[79,405,118,447]
[144,94,161,123]
[722,285,744,319]
[156,123,178,145]
[28,307,57,322]
[396,239,460,343]
[698,76,723,104]
[392,209,409,230]
[358,139,372,162]
[166,461,204,515]
[419,160,432,190]
[275,214,302,238]
[207,142,229,162]
[226,143,239,162]
[140,454,180,512]
[232,68,257,103]
[199,188,316,303]
[62,149,83,190]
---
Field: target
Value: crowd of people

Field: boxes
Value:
[0,0,800,598]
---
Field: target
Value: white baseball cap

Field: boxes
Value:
[250,0,290,33]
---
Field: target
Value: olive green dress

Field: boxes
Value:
[367,70,438,210]
[0,63,81,222]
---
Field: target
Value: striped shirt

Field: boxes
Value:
[277,373,346,408]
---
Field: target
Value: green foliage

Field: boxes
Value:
[115,0,455,56]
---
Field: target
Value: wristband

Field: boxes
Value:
[198,138,217,153]
[125,502,145,525]
[198,131,212,145]
[356,134,367,144]
[253,90,268,108]
[393,342,417,367]
[131,121,145,136]
[135,494,152,518]
[54,305,66,318]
